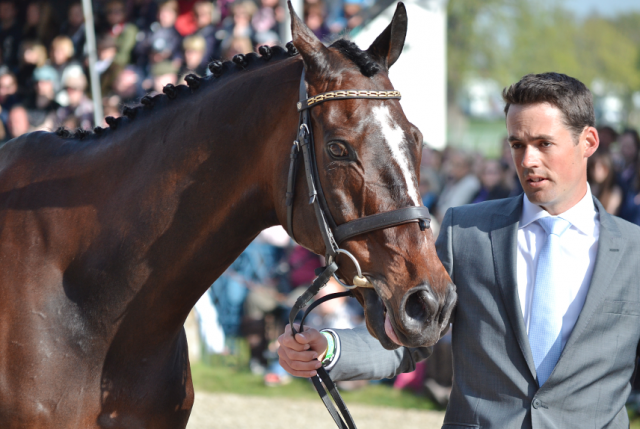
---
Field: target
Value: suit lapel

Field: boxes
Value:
[490,195,537,379]
[560,198,625,354]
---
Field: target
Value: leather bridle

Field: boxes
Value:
[286,70,432,429]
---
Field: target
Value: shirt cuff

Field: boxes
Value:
[319,328,341,371]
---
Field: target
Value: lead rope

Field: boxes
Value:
[289,262,357,429]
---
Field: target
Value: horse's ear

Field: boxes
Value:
[288,1,330,74]
[366,2,408,69]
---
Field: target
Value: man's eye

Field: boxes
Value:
[328,142,349,158]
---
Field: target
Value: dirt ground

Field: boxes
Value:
[186,391,445,429]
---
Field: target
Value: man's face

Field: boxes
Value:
[507,102,598,215]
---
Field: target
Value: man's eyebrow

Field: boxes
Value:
[507,134,554,143]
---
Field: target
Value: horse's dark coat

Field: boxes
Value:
[0,4,455,428]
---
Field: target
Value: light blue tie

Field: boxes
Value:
[528,216,571,387]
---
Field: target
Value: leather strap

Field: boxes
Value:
[334,206,431,244]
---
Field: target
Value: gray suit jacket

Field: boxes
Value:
[329,195,640,428]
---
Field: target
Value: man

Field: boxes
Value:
[278,73,640,428]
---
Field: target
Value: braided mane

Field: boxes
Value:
[56,43,299,139]
[56,39,380,140]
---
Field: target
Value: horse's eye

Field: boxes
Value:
[328,142,348,158]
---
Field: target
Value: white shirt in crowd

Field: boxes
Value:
[517,184,600,348]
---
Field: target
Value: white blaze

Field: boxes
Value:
[372,105,420,206]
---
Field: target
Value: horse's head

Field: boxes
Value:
[286,2,456,349]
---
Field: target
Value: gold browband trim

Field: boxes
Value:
[297,90,401,111]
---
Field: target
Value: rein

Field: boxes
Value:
[286,70,432,429]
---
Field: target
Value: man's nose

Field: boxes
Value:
[521,147,539,168]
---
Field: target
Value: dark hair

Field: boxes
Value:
[502,72,595,141]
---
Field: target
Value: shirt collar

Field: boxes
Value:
[520,184,597,235]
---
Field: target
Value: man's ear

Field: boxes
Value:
[288,1,330,78]
[365,2,408,69]
[583,126,600,158]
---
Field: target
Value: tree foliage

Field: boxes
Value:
[447,0,640,101]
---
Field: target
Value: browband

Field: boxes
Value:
[297,90,401,111]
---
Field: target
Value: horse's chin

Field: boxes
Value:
[361,288,401,350]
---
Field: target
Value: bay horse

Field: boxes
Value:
[0,3,455,428]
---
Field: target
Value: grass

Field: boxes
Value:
[191,340,640,421]
[190,339,441,411]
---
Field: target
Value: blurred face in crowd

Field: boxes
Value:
[185,48,204,70]
[51,41,74,66]
[193,2,213,28]
[113,68,139,98]
[106,1,126,26]
[66,80,86,107]
[507,102,599,215]
[158,3,178,28]
[8,106,30,138]
[36,79,55,100]
[480,159,504,190]
[619,132,638,165]
[68,3,84,28]
[153,72,177,94]
[446,151,471,182]
[0,74,17,102]
[305,6,325,31]
[22,43,47,67]
[26,3,40,26]
[0,1,16,26]
[589,157,610,185]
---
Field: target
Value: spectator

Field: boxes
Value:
[596,125,618,153]
[16,40,47,98]
[254,30,279,49]
[126,0,158,33]
[111,66,144,105]
[0,0,22,69]
[25,65,60,131]
[23,1,58,48]
[56,69,93,131]
[221,36,253,60]
[435,149,481,222]
[180,35,208,78]
[102,0,138,68]
[304,2,330,41]
[471,159,511,203]
[0,67,19,125]
[59,2,86,61]
[150,60,178,95]
[218,0,257,48]
[6,104,30,139]
[618,129,640,191]
[96,35,122,96]
[192,0,222,63]
[252,0,283,44]
[587,150,622,215]
[342,0,364,32]
[134,0,183,73]
[49,36,80,91]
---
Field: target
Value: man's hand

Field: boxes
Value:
[277,324,327,378]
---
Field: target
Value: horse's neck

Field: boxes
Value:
[90,59,301,334]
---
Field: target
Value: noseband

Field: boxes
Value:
[286,70,432,429]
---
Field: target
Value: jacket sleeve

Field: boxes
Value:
[326,325,432,381]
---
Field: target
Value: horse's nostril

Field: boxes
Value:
[402,287,438,327]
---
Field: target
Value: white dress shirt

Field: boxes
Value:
[517,184,600,348]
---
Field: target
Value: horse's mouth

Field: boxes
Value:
[361,284,455,350]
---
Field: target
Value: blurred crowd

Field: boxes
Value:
[0,0,370,143]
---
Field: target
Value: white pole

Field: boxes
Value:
[281,0,304,44]
[82,0,104,127]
